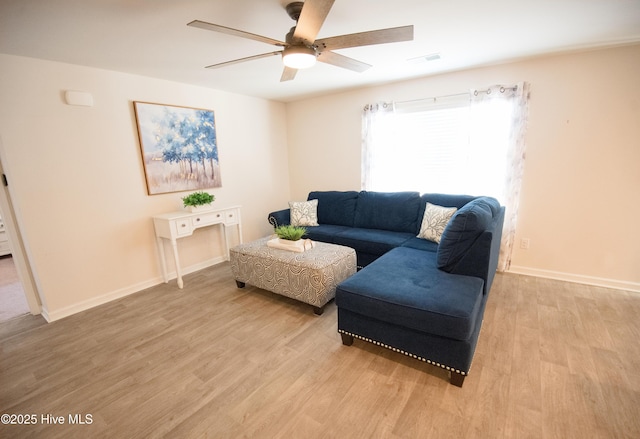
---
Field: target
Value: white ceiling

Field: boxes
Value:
[1,0,639,102]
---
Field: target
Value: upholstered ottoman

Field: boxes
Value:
[229,236,357,314]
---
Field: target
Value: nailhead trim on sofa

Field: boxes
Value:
[338,329,468,376]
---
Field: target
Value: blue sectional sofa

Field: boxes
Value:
[268,191,505,386]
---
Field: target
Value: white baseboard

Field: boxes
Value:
[507,265,640,293]
[41,260,637,322]
[42,257,226,322]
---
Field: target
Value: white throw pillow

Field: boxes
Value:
[289,200,319,226]
[417,203,457,243]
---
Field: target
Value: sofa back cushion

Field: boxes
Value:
[437,197,501,271]
[308,191,359,227]
[354,191,421,233]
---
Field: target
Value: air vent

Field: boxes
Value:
[408,52,441,64]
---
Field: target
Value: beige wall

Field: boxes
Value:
[0,54,291,320]
[286,44,640,291]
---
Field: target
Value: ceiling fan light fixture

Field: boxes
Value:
[282,45,317,69]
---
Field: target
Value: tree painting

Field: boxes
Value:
[134,102,222,195]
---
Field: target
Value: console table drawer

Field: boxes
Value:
[225,208,240,225]
[175,219,192,236]
[191,212,224,228]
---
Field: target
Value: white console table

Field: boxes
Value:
[153,206,242,288]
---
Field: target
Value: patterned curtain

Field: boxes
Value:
[471,83,531,271]
[361,102,394,190]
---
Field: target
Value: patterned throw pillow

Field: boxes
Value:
[289,200,319,226]
[417,203,457,243]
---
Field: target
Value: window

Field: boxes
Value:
[363,93,513,204]
[362,84,530,271]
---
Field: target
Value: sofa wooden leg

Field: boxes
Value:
[450,372,465,387]
[235,280,245,288]
[340,333,354,346]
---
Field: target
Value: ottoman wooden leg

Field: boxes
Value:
[235,280,245,288]
[340,333,354,346]
[313,306,324,315]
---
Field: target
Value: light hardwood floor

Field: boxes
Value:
[1,263,639,438]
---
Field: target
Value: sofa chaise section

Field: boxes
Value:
[337,196,503,386]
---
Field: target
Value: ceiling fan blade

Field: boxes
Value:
[315,25,414,51]
[293,0,335,44]
[205,51,282,69]
[317,50,371,73]
[188,20,285,47]
[280,66,298,82]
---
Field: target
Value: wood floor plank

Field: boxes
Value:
[509,324,542,412]
[1,266,639,438]
[504,403,542,439]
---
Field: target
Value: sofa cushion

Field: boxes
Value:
[422,193,479,209]
[289,199,319,226]
[304,224,351,243]
[482,197,501,217]
[334,228,414,256]
[400,236,439,253]
[336,247,484,341]
[417,203,457,243]
[354,191,421,233]
[437,197,500,271]
[308,191,359,227]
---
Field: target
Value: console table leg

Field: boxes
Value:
[171,241,184,289]
[222,224,230,261]
[156,237,169,283]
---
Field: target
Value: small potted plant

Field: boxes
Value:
[274,225,307,244]
[182,191,215,213]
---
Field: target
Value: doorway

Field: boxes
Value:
[0,254,30,321]
[0,148,42,321]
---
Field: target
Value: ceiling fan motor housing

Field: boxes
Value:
[285,26,313,49]
[285,2,305,21]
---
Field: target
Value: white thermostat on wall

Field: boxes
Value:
[64,90,94,107]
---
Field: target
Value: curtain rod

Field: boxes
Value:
[396,84,518,106]
[396,91,468,106]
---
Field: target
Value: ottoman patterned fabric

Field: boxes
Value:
[230,236,357,309]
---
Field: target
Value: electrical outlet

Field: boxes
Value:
[520,238,530,250]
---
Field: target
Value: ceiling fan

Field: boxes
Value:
[187,0,414,82]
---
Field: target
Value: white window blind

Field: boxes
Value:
[364,94,513,204]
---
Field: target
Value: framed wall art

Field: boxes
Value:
[133,101,222,195]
